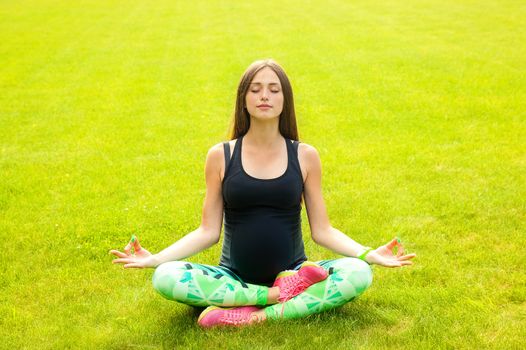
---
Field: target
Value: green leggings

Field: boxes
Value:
[152,257,373,320]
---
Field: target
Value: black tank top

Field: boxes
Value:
[219,135,308,286]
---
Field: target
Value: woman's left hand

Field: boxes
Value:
[109,235,157,269]
[364,237,416,268]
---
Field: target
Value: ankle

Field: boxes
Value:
[267,286,280,304]
[250,310,267,323]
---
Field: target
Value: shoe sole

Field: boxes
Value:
[198,305,259,328]
[198,305,233,325]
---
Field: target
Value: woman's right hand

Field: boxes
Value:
[109,235,159,269]
[365,237,416,268]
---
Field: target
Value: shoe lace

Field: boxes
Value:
[278,281,309,318]
[279,274,310,302]
[277,269,322,317]
[222,309,255,325]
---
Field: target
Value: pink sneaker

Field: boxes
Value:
[273,261,328,303]
[197,305,261,328]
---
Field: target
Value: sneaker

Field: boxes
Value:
[273,261,328,303]
[197,305,261,328]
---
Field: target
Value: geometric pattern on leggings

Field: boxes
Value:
[263,258,373,320]
[151,257,372,321]
[152,261,268,307]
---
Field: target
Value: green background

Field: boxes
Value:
[1,0,524,349]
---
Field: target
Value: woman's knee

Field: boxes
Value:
[331,257,373,297]
[151,261,188,300]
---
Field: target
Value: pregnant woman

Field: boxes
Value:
[110,58,416,328]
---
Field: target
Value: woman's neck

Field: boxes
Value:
[244,118,283,148]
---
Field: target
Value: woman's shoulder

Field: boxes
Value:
[297,141,319,157]
[207,139,238,162]
[208,139,238,150]
[297,141,322,175]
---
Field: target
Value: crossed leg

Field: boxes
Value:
[151,261,270,307]
[262,257,373,320]
[151,257,373,321]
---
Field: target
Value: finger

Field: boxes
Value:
[124,263,143,269]
[109,250,128,258]
[383,262,400,268]
[388,261,413,268]
[396,243,405,257]
[124,243,132,255]
[112,258,127,264]
[397,253,416,261]
[386,237,398,250]
[132,235,142,252]
[112,257,133,264]
[386,237,404,257]
[387,237,404,257]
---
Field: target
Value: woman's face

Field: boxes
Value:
[245,67,284,120]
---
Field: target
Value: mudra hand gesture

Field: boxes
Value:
[365,237,416,267]
[109,235,157,269]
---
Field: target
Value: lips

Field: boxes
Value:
[257,104,272,108]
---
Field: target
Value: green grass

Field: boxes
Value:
[1,0,525,349]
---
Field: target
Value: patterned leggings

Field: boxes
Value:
[152,257,373,320]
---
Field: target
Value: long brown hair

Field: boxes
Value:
[228,59,299,141]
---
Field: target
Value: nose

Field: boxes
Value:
[260,88,270,100]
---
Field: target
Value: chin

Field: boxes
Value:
[250,111,281,118]
[253,114,280,120]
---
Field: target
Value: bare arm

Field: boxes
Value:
[301,144,416,267]
[110,143,225,268]
[150,143,225,266]
[301,144,367,257]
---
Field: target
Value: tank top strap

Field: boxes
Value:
[223,141,231,170]
[232,135,243,164]
[291,139,300,154]
[223,136,243,181]
[288,139,302,177]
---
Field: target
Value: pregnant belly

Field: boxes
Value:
[229,218,298,284]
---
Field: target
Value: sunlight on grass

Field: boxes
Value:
[1,0,524,349]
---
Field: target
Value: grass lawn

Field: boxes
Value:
[1,0,524,349]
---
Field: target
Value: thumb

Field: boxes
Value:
[386,237,399,250]
[124,242,132,255]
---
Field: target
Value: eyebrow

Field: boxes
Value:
[250,82,280,86]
